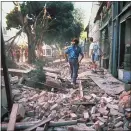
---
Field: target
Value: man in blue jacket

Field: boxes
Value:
[65,38,84,86]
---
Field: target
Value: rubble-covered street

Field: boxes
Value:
[1,59,131,131]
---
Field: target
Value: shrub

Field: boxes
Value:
[26,59,46,89]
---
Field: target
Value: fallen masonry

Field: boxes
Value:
[1,61,130,131]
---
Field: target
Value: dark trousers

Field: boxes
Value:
[69,58,79,84]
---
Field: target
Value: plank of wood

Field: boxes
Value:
[43,67,60,74]
[7,104,19,131]
[43,123,49,131]
[23,117,52,131]
[89,75,124,95]
[0,68,31,74]
[45,72,58,78]
[1,120,78,130]
[79,81,83,98]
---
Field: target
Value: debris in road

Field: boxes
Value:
[24,117,52,131]
[2,60,129,130]
[115,121,123,128]
[83,112,89,120]
[17,104,25,121]
[7,104,19,131]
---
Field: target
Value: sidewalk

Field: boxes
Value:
[78,58,124,96]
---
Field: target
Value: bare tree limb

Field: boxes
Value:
[34,10,43,30]
[13,1,18,6]
[6,23,28,51]
[5,36,16,43]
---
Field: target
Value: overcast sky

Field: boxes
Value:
[75,2,92,28]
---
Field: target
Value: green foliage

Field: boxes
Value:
[6,55,18,68]
[6,7,22,30]
[43,3,84,48]
[6,1,84,49]
[27,59,46,88]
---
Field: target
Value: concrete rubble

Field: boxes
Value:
[2,60,131,131]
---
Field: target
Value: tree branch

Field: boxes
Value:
[5,36,16,43]
[6,23,28,51]
[13,1,18,6]
[34,9,43,30]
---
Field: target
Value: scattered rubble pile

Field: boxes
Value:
[1,60,131,131]
[2,75,130,131]
[119,90,131,130]
[48,62,90,79]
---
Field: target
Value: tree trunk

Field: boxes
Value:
[28,34,36,64]
[25,25,36,64]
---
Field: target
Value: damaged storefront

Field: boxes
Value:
[112,2,131,83]
[94,2,112,70]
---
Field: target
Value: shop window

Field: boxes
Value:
[119,22,125,68]
[123,1,129,7]
[119,1,130,12]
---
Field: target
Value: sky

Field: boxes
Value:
[75,2,92,28]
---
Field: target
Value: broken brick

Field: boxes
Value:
[39,91,46,97]
[97,117,106,123]
[70,113,77,119]
[29,94,39,101]
[50,103,59,110]
[71,105,78,113]
[17,104,25,120]
[83,95,92,100]
[98,107,109,115]
[91,106,96,114]
[110,108,123,116]
[91,94,97,98]
[83,112,89,119]
[115,121,123,128]
[43,102,49,110]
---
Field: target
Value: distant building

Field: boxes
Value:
[42,44,53,57]
[88,2,100,42]
[84,2,100,57]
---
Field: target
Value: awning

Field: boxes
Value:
[94,2,106,23]
[120,8,131,23]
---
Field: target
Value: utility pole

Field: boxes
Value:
[1,30,13,111]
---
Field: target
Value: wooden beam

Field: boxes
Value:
[1,31,13,111]
[79,80,83,98]
[43,67,60,74]
[43,123,49,131]
[0,68,31,74]
[45,72,58,78]
[23,117,52,131]
[7,104,19,131]
[1,120,79,130]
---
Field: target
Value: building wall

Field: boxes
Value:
[88,2,100,42]
[112,1,131,78]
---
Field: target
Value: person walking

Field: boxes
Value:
[89,37,100,73]
[65,38,84,86]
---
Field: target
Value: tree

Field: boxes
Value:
[43,4,84,48]
[6,2,45,63]
[6,1,84,63]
